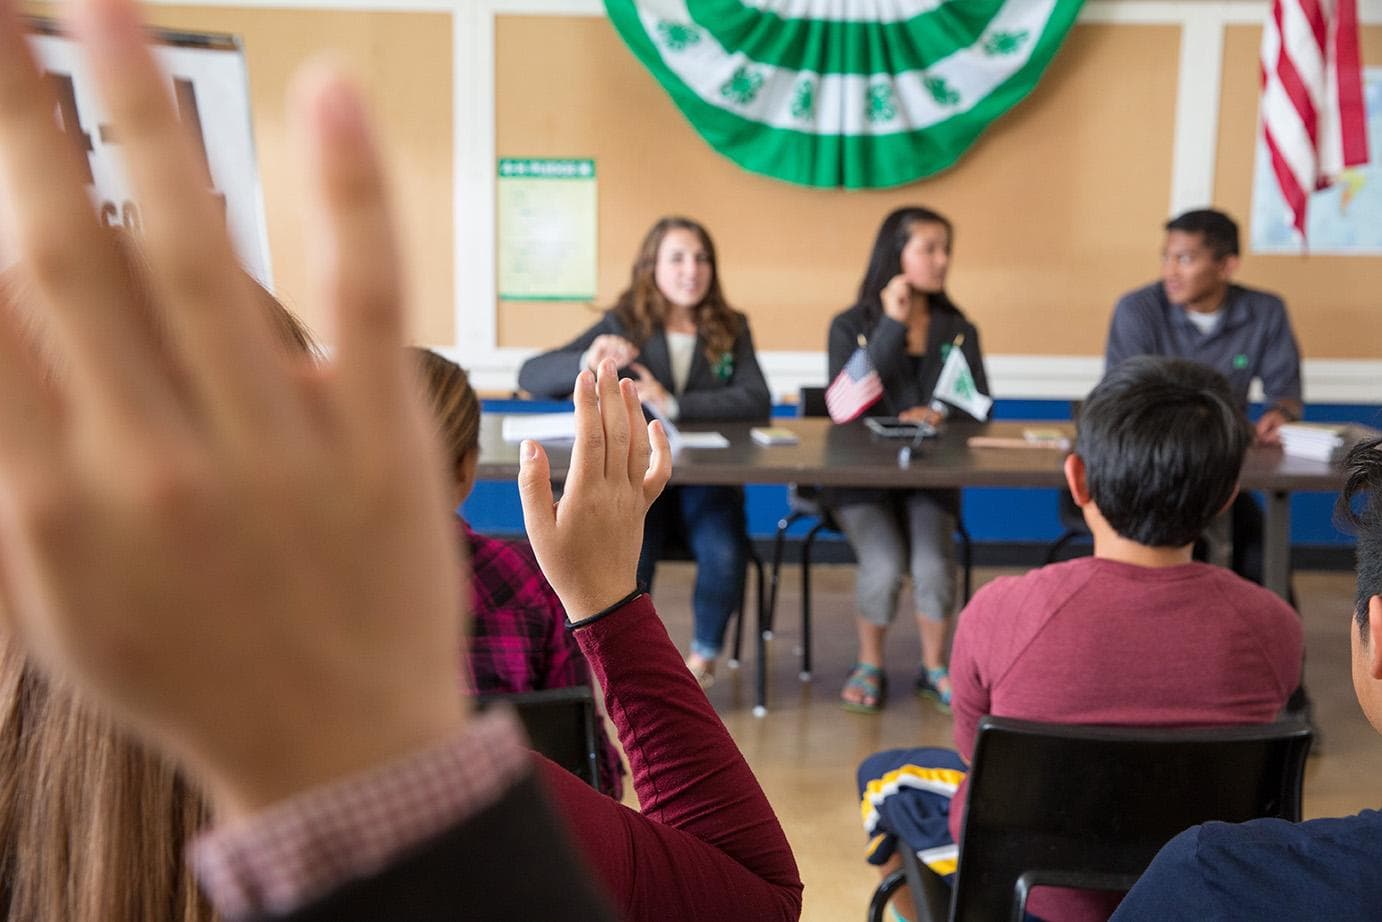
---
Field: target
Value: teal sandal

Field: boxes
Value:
[841,663,887,714]
[915,666,953,715]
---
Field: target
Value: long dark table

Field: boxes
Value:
[478,415,1343,599]
[480,414,1342,713]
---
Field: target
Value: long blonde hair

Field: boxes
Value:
[0,235,314,922]
[0,634,214,922]
[612,216,740,360]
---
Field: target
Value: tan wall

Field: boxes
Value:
[498,16,1382,361]
[1216,25,1382,357]
[496,18,1183,356]
[24,3,454,346]
[24,8,1380,361]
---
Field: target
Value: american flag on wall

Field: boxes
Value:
[825,339,883,424]
[1259,0,1370,240]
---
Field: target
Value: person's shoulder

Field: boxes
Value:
[1201,810,1382,852]
[1113,281,1167,313]
[468,529,546,588]
[1199,565,1298,624]
[830,303,867,327]
[1192,811,1382,897]
[1229,283,1289,315]
[966,558,1099,619]
[596,308,628,331]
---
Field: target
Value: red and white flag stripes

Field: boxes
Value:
[1259,0,1370,240]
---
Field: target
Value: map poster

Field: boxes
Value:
[497,158,597,301]
[1251,68,1382,255]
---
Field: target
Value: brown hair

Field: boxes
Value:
[411,347,481,465]
[0,634,214,922]
[612,216,740,361]
[0,236,312,922]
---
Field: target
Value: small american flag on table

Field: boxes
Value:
[825,336,883,424]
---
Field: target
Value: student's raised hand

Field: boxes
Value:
[518,359,672,619]
[0,0,465,820]
[881,274,911,323]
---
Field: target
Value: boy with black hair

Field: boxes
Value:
[1112,437,1382,921]
[858,356,1302,922]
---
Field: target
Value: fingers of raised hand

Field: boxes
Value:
[567,368,601,488]
[294,67,405,431]
[621,378,649,488]
[71,0,290,424]
[597,360,629,481]
[0,4,178,426]
[516,438,555,542]
[643,420,672,508]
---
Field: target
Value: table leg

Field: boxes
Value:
[1264,490,1291,600]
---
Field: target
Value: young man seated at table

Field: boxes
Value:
[857,355,1303,922]
[1112,437,1382,921]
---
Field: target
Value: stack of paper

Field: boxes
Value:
[1278,423,1381,462]
[501,412,577,443]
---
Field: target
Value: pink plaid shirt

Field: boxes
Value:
[191,709,527,920]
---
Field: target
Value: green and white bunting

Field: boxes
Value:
[604,0,1084,188]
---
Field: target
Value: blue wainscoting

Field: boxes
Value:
[465,398,1381,552]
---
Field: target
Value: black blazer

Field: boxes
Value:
[823,303,988,509]
[518,310,771,422]
[263,773,618,922]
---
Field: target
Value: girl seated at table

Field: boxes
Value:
[518,217,771,686]
[827,207,990,714]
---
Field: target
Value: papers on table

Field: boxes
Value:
[967,427,1071,451]
[501,412,576,443]
[1278,423,1381,462]
[501,408,729,450]
[643,401,728,451]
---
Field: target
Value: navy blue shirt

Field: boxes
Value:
[1105,282,1302,410]
[1111,810,1382,921]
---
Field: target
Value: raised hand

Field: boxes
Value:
[517,359,672,619]
[0,0,465,819]
[881,273,911,323]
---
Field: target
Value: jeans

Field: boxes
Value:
[637,485,748,660]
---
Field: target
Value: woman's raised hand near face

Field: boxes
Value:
[881,274,911,323]
[518,359,672,619]
[0,0,465,820]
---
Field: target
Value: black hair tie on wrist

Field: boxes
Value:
[566,587,646,632]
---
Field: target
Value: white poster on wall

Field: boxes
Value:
[18,19,271,286]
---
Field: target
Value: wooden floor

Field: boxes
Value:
[619,561,1377,922]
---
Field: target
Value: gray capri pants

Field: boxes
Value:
[834,491,956,625]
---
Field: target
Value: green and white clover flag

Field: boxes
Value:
[604,0,1084,189]
[934,340,992,421]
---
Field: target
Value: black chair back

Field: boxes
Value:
[800,385,828,418]
[478,686,603,793]
[943,716,1312,922]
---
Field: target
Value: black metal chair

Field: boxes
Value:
[760,387,973,715]
[868,715,1313,922]
[477,685,606,793]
